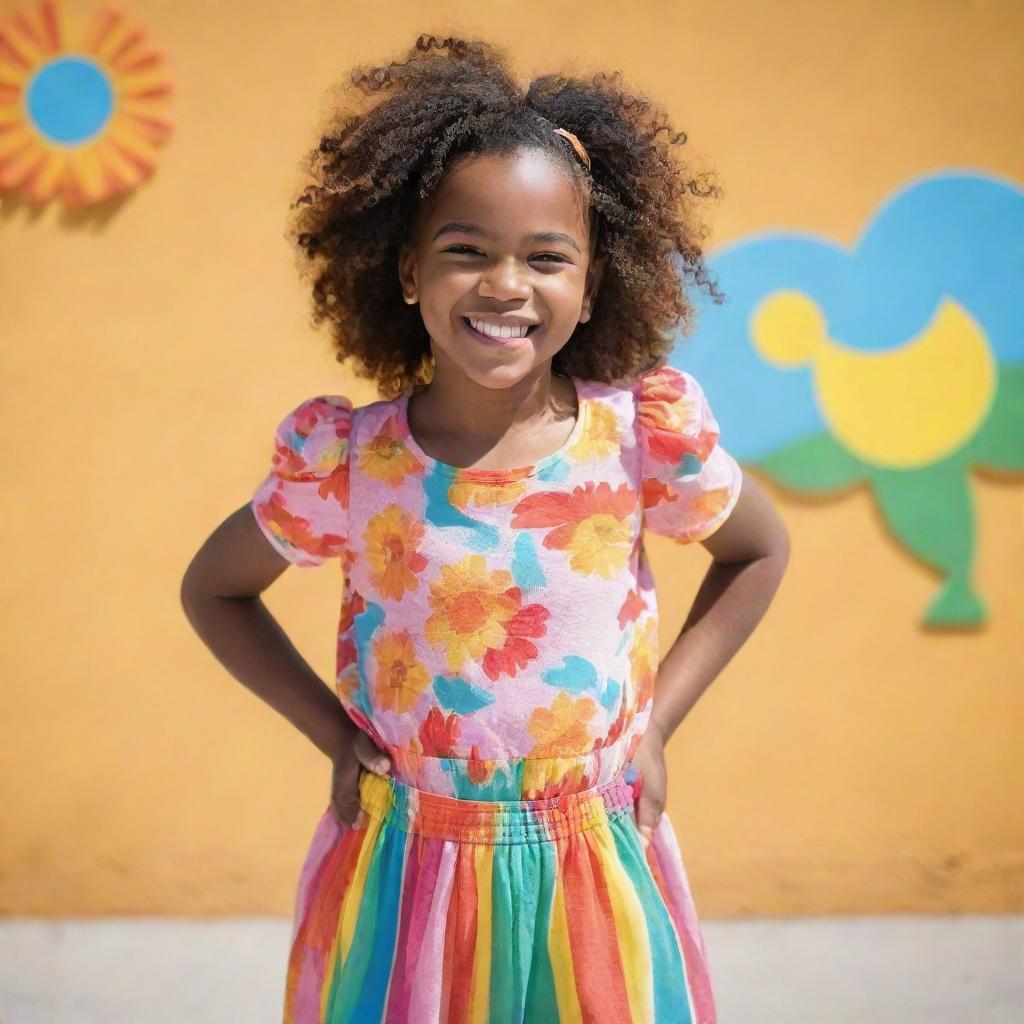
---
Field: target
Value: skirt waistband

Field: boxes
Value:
[358,770,637,845]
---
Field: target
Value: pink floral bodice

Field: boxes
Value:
[250,365,742,801]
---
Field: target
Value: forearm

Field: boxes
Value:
[180,588,355,761]
[649,550,788,741]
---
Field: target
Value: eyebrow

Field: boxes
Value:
[432,221,582,256]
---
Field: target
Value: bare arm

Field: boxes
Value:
[179,503,359,760]
[179,505,387,822]
[649,470,791,743]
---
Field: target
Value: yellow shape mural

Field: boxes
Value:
[752,291,998,469]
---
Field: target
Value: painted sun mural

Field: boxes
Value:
[0,1,172,205]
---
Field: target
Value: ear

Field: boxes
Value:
[579,253,607,324]
[397,243,419,304]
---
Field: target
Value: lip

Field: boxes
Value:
[459,316,538,347]
[463,313,540,326]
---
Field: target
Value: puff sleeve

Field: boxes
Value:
[633,364,743,544]
[249,395,353,567]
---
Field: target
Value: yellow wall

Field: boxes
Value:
[3,0,1021,916]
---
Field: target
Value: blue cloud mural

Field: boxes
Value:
[670,171,1024,627]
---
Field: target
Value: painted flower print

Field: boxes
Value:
[424,553,549,680]
[248,367,743,1023]
[510,481,638,579]
[417,706,461,757]
[363,504,427,600]
[371,628,431,713]
[250,367,742,779]
[633,364,744,543]
[527,692,597,758]
[250,395,352,567]
[355,413,420,487]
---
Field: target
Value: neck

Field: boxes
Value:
[410,357,573,443]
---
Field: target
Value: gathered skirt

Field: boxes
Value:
[282,770,716,1024]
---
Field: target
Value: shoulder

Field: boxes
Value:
[274,394,354,436]
[629,363,721,467]
[268,394,354,480]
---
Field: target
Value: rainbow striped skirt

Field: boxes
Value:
[283,770,716,1023]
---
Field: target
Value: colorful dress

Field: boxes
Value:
[250,364,743,1024]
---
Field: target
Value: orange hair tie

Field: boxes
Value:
[552,127,592,172]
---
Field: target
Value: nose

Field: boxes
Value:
[477,256,531,300]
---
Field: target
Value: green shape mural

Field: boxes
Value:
[673,172,1024,628]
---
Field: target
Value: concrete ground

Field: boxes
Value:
[0,915,1021,1023]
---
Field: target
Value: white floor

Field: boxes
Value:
[0,915,1021,1023]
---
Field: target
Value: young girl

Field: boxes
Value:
[182,33,788,1024]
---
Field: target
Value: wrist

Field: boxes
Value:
[325,714,358,764]
[647,713,671,746]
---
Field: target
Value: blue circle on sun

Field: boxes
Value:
[26,55,113,145]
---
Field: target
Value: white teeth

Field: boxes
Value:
[468,317,532,339]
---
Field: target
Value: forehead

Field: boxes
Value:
[418,149,589,236]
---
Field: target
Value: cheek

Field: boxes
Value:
[544,282,583,314]
[416,275,460,325]
[541,280,588,328]
[419,271,468,315]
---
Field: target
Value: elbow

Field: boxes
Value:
[766,522,792,585]
[179,555,206,619]
[776,520,792,565]
[761,485,792,569]
[179,567,197,621]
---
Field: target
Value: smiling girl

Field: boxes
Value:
[182,33,788,1024]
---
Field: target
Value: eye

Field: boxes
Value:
[443,245,569,264]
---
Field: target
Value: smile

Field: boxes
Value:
[460,317,539,347]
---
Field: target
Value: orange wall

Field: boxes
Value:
[2,0,1021,915]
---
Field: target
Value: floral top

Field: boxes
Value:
[250,365,743,801]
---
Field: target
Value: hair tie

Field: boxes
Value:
[552,127,591,172]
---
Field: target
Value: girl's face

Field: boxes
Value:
[398,147,605,390]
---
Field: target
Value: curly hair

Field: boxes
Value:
[288,33,726,399]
